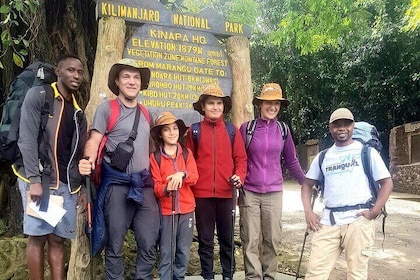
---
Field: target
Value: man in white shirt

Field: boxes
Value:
[301,108,393,280]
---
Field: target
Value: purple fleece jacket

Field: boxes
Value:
[239,118,305,193]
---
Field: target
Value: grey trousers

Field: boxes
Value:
[159,212,194,280]
[104,185,160,280]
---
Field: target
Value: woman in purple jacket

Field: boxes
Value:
[239,83,305,280]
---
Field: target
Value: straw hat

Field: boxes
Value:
[192,84,232,115]
[108,58,151,95]
[150,112,188,141]
[252,83,290,107]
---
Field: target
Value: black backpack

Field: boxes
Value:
[0,59,56,168]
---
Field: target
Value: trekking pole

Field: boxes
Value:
[295,188,318,280]
[229,179,238,279]
[86,175,94,280]
[171,190,177,280]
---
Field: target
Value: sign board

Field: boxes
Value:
[96,0,251,124]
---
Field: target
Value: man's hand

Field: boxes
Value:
[77,192,87,213]
[79,158,94,176]
[356,208,380,220]
[305,211,322,232]
[29,182,43,205]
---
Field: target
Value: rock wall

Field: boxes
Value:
[389,122,420,194]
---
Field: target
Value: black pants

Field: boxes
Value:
[195,197,235,279]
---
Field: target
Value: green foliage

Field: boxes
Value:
[251,0,420,155]
[0,0,40,68]
[270,0,385,55]
[402,0,420,31]
[180,0,260,25]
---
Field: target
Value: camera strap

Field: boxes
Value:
[127,105,141,144]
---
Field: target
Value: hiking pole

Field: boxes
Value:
[171,190,177,280]
[86,175,94,280]
[295,188,317,280]
[229,178,238,279]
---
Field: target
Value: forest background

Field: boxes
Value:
[0,0,419,234]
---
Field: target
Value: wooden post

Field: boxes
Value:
[226,36,254,127]
[83,17,127,124]
[67,16,126,279]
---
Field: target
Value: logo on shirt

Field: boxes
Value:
[324,154,360,175]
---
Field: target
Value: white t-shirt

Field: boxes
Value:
[306,141,391,225]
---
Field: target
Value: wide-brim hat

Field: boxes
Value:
[108,58,151,95]
[329,108,354,124]
[193,84,232,115]
[252,83,290,107]
[150,111,188,141]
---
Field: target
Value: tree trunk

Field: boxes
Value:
[84,17,126,124]
[67,16,126,279]
[226,36,254,126]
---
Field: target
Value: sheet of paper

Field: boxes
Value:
[28,200,67,227]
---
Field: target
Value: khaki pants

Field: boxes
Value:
[306,217,375,280]
[239,190,283,280]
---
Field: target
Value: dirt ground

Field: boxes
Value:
[186,181,420,279]
[255,181,420,279]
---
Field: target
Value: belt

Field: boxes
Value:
[325,203,372,225]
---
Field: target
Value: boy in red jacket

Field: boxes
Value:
[185,84,247,280]
[150,111,198,280]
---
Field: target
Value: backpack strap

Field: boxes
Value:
[192,121,235,155]
[245,120,257,150]
[182,146,189,164]
[360,145,387,239]
[316,148,329,198]
[276,121,288,140]
[38,85,55,212]
[154,147,189,167]
[96,99,120,165]
[191,122,200,157]
[245,120,288,150]
[225,122,235,145]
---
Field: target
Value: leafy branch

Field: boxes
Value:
[0,0,40,68]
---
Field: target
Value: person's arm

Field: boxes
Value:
[78,130,103,176]
[18,87,44,184]
[301,178,321,231]
[371,177,393,215]
[282,127,305,185]
[232,126,247,186]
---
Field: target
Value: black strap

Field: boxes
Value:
[127,106,141,143]
[38,85,54,212]
[326,203,372,225]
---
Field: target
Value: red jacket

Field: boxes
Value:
[150,143,198,216]
[185,116,247,198]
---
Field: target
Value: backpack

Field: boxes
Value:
[153,147,189,167]
[190,121,235,156]
[317,121,387,234]
[245,119,288,150]
[92,99,151,185]
[0,59,56,168]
